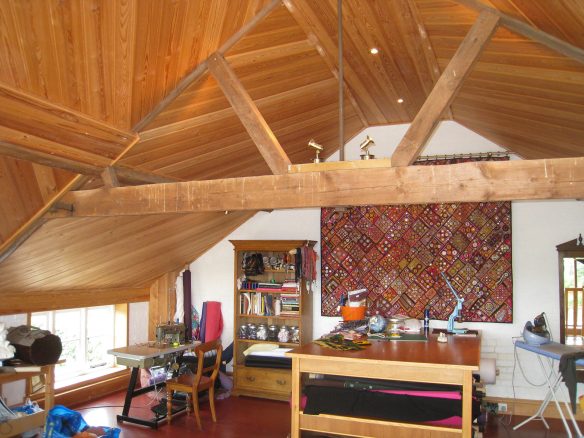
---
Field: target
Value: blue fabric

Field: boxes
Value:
[44,405,120,438]
[515,341,584,364]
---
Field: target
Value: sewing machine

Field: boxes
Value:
[155,323,186,345]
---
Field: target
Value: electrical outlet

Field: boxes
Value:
[498,402,508,413]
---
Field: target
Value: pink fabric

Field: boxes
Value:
[204,301,223,342]
[423,416,462,427]
[371,389,461,400]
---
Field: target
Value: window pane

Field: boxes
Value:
[87,307,114,338]
[87,306,115,368]
[31,313,49,331]
[32,305,121,383]
[54,310,81,343]
[576,259,584,288]
[564,258,575,288]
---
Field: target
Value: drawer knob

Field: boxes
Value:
[276,379,287,385]
[246,376,256,382]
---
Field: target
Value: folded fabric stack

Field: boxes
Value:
[243,344,292,369]
[0,323,15,361]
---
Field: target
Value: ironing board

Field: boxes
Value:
[514,340,584,438]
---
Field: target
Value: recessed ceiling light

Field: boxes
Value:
[397,98,404,103]
[369,47,379,55]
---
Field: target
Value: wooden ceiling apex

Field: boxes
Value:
[391,9,500,167]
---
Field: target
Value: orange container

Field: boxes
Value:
[341,306,366,321]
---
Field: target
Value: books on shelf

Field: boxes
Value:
[240,292,279,316]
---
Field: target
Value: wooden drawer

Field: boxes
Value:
[235,366,291,397]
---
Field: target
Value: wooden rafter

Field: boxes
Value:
[0,174,88,264]
[101,167,120,188]
[0,141,180,185]
[0,83,138,166]
[455,0,584,65]
[207,53,291,175]
[62,157,584,217]
[391,10,500,167]
[132,0,282,133]
[0,1,286,264]
[283,0,383,125]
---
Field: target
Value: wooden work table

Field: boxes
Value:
[287,332,481,438]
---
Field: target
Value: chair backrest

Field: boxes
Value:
[194,339,222,384]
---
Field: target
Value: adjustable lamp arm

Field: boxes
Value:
[441,272,466,334]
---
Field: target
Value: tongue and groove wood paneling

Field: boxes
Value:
[0,210,255,293]
[1,0,584,298]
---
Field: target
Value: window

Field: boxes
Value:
[31,305,125,384]
[557,236,584,345]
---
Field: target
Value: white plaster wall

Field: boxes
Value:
[189,121,583,401]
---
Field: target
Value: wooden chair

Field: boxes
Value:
[166,339,222,430]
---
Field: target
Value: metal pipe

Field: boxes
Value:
[338,0,345,161]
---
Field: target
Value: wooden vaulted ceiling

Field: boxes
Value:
[0,0,583,299]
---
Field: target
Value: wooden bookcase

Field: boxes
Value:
[230,240,314,401]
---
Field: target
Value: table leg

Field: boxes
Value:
[121,367,139,417]
[461,369,473,438]
[44,365,55,410]
[290,357,300,438]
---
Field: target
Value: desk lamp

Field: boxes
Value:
[441,272,467,334]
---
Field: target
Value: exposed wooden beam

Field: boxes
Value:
[101,167,120,188]
[63,157,584,217]
[31,164,59,203]
[391,10,500,167]
[0,174,88,264]
[0,287,150,315]
[207,53,291,175]
[0,140,180,185]
[0,83,138,166]
[132,0,281,132]
[455,0,584,65]
[114,165,182,185]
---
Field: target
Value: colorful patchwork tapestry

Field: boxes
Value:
[320,157,512,323]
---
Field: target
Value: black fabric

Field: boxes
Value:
[220,342,233,373]
[318,375,461,393]
[559,351,584,413]
[243,253,264,276]
[295,248,302,283]
[183,269,192,342]
[244,355,291,369]
[303,385,480,423]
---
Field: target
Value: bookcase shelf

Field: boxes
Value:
[231,240,314,401]
[237,314,301,320]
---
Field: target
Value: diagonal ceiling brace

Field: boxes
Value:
[207,53,291,175]
[391,10,500,167]
[455,0,584,65]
